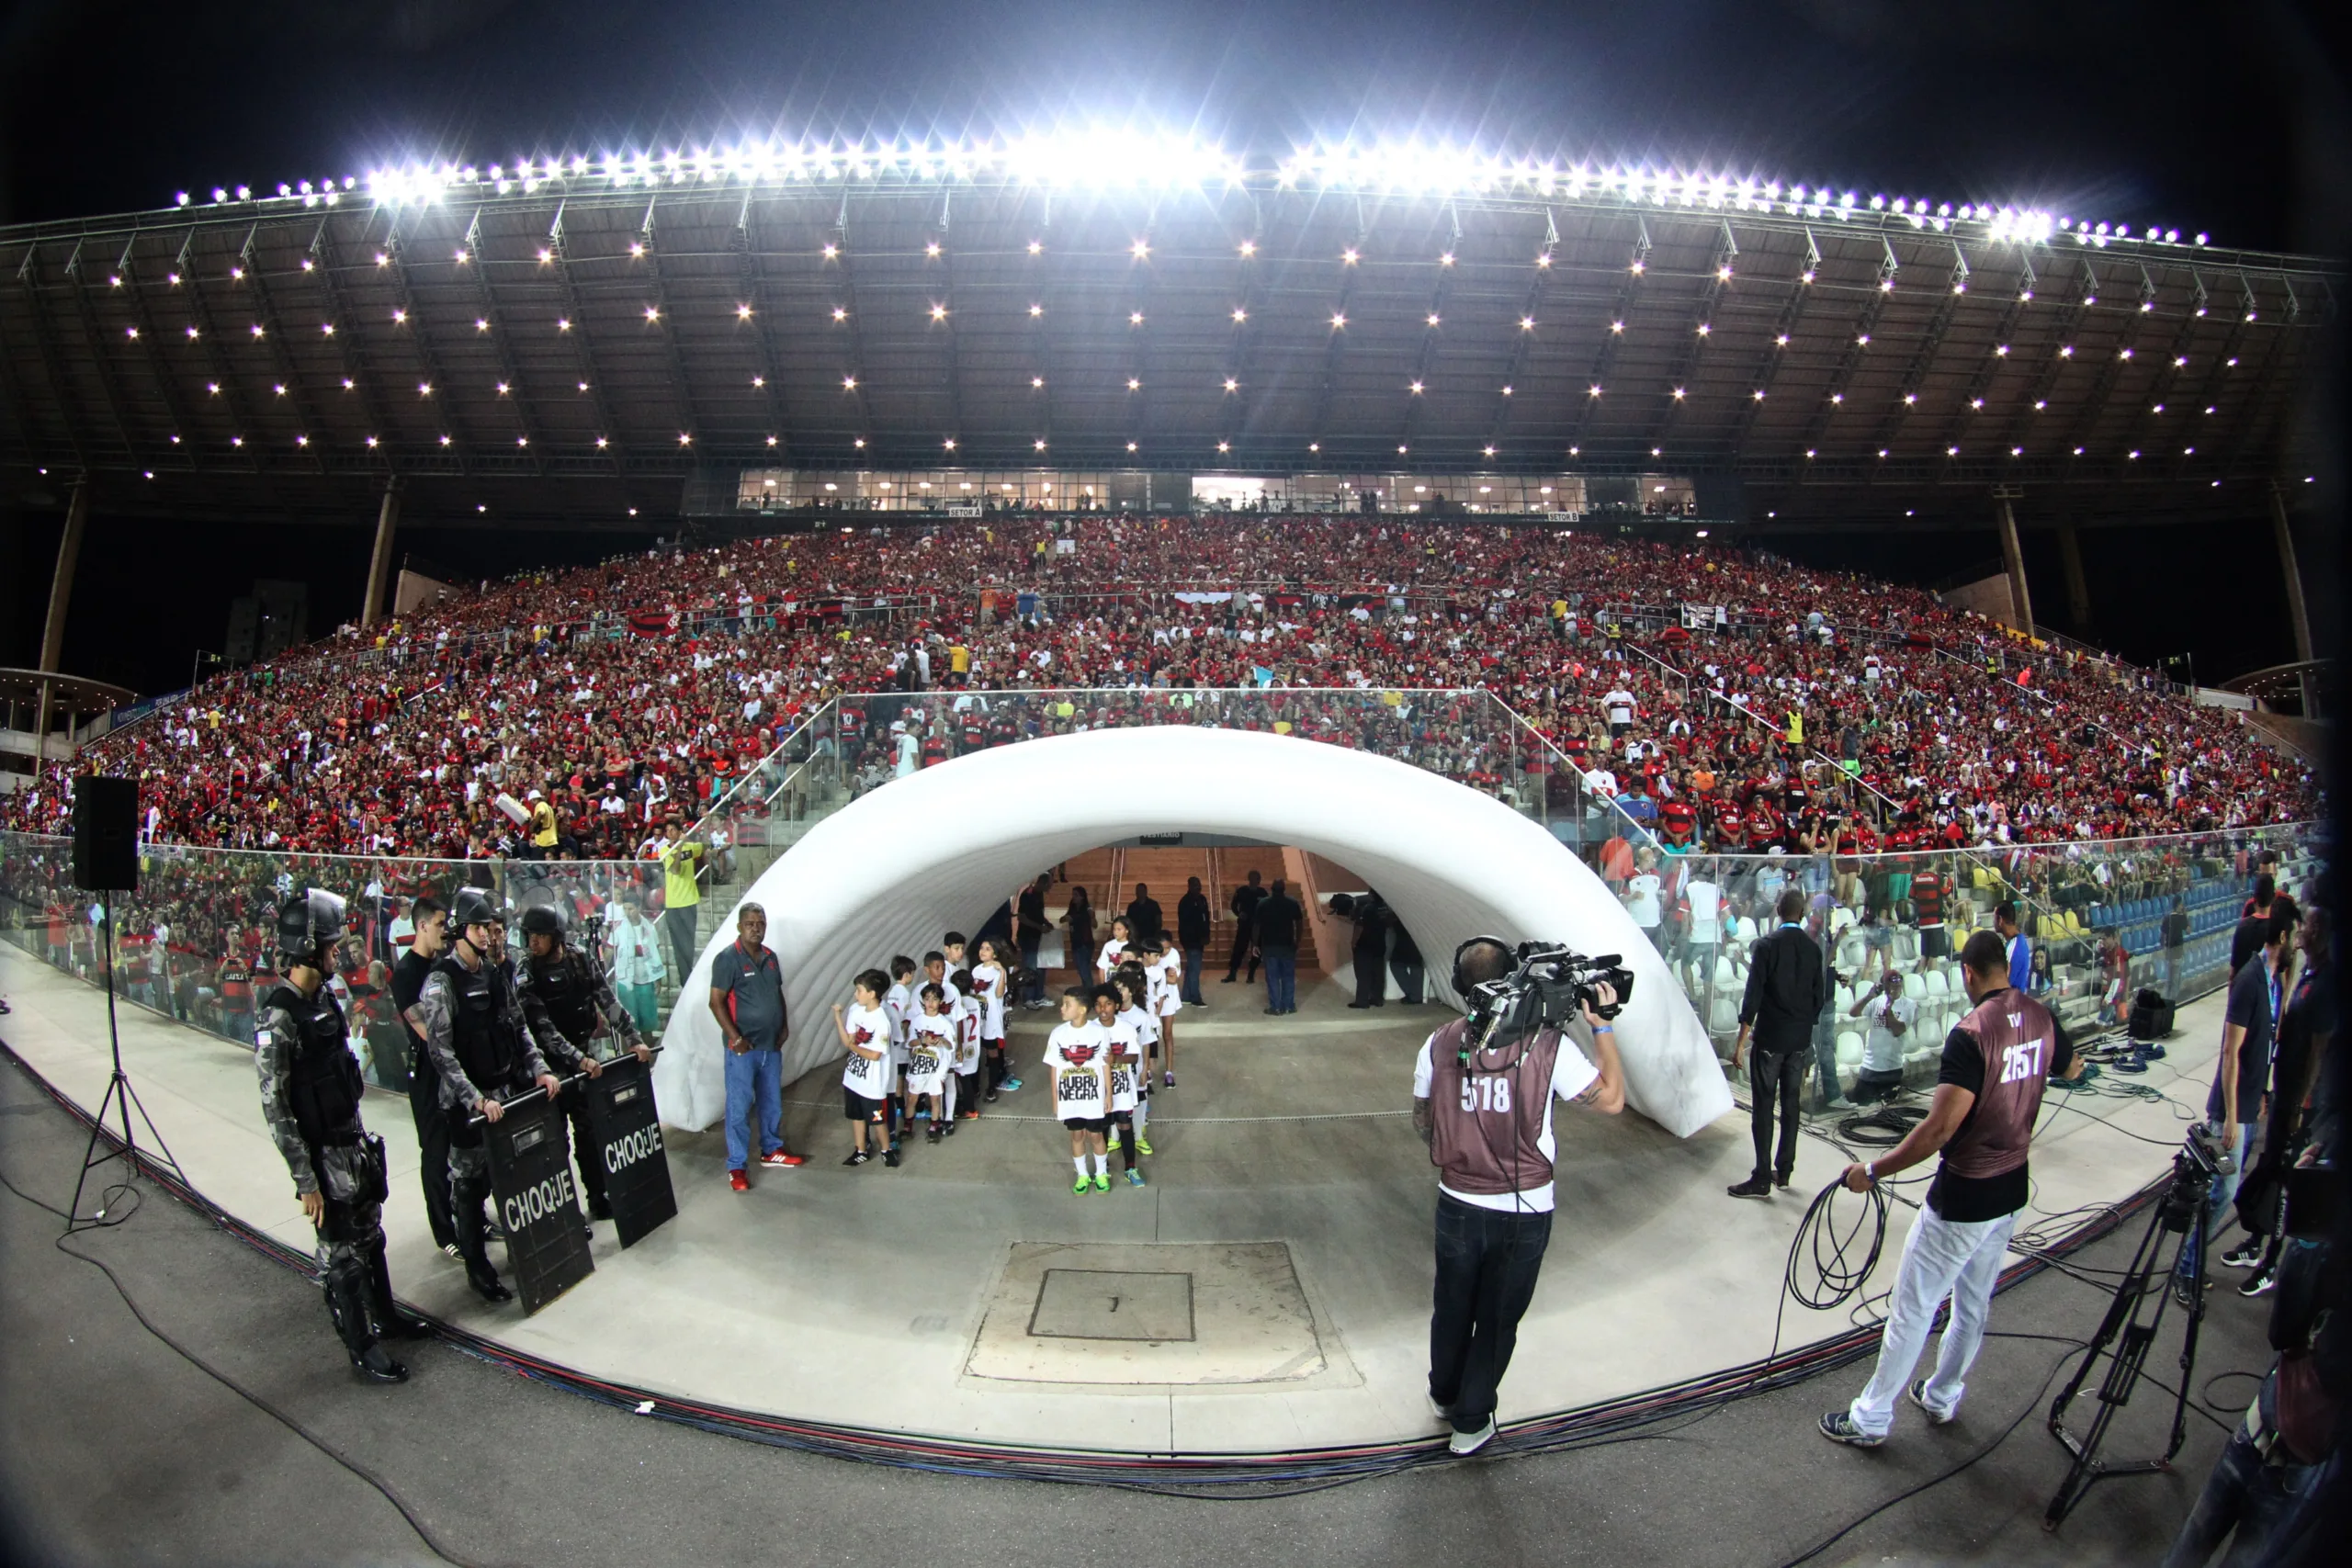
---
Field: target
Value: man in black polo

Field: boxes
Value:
[1254,879,1303,1015]
[1176,877,1211,1009]
[1125,883,1163,946]
[1223,870,1267,985]
[1729,887,1828,1199]
[391,896,458,1258]
[1015,873,1052,1010]
[2231,874,2278,976]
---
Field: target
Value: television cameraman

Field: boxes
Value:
[1412,937,1625,1456]
[1819,929,2082,1447]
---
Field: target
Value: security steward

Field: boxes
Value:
[254,889,428,1383]
[515,904,652,1224]
[414,886,563,1303]
[1411,937,1624,1455]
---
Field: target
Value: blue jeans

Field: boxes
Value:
[1813,1019,1844,1105]
[1430,1194,1554,1431]
[1182,946,1205,1006]
[1018,937,1044,1005]
[2159,1416,2328,1568]
[1263,951,1296,1011]
[723,1045,784,1169]
[2180,1122,2256,1280]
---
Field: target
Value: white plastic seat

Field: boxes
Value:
[1902,971,1928,1001]
[1923,968,1951,997]
[1835,1032,1864,1068]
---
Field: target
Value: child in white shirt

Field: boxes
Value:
[1095,916,1131,987]
[831,969,896,1168]
[904,984,956,1144]
[1094,986,1146,1186]
[1043,988,1112,1194]
[1146,932,1184,1087]
[968,937,1014,1100]
[1109,970,1158,1158]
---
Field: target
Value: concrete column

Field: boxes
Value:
[2268,480,2316,716]
[34,476,90,756]
[2268,480,2313,661]
[2057,520,2093,630]
[1995,490,2034,632]
[362,477,402,627]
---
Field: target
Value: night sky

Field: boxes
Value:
[4,0,2346,695]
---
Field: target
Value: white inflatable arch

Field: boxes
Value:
[656,727,1732,1138]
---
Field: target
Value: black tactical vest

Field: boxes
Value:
[266,984,363,1148]
[431,953,523,1091]
[531,949,599,1044]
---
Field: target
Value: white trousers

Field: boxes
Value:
[1848,1201,2017,1438]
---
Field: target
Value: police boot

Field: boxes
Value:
[450,1179,513,1303]
[368,1243,433,1340]
[324,1259,408,1384]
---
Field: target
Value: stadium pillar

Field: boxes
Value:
[2268,479,2317,716]
[33,475,90,761]
[2056,519,2093,630]
[1994,491,2034,632]
[363,477,402,627]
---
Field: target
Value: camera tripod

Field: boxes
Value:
[2041,1144,2214,1529]
[64,895,187,1234]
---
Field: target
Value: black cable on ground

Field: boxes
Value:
[1774,1337,2085,1568]
[0,1128,488,1566]
[0,1038,2171,1495]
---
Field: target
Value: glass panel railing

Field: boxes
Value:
[1621,822,2324,1115]
[3,682,2324,1126]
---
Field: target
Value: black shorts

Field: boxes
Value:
[1918,926,1950,960]
[1060,1114,1110,1134]
[843,1087,888,1122]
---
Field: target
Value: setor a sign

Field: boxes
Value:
[482,1096,594,1314]
[581,1055,677,1248]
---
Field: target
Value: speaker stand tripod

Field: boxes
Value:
[64,895,187,1234]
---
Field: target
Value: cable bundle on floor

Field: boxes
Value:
[0,1038,2171,1491]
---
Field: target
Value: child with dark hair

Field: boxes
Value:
[905,983,956,1145]
[1095,986,1147,1186]
[1043,987,1112,1194]
[832,970,895,1168]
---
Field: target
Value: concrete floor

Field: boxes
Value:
[0,1032,2272,1568]
[0,941,2233,1467]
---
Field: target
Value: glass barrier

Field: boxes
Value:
[2,681,2324,1126]
[1613,821,2324,1114]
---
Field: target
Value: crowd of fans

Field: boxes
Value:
[0,513,2319,868]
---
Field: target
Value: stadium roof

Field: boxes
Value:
[1,145,2339,530]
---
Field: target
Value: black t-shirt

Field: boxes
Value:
[1928,1016,2076,1223]
[2231,914,2272,977]
[391,948,433,1044]
[2209,955,2282,1124]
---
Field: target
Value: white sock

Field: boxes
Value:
[1134,1100,1149,1133]
[1074,1156,1089,1179]
[1091,1153,1106,1176]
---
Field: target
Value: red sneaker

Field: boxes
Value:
[729,1169,750,1192]
[758,1150,806,1168]
[959,1110,981,1120]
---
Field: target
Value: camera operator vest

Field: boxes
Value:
[1939,987,2057,1183]
[265,984,364,1150]
[431,953,524,1092]
[529,949,599,1045]
[1425,1015,1570,1199]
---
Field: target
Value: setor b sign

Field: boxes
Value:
[482,1096,594,1314]
[582,1055,678,1248]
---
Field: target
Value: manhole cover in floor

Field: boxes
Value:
[1028,1269,1194,1342]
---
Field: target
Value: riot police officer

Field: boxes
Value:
[515,903,653,1223]
[413,886,562,1303]
[254,889,427,1383]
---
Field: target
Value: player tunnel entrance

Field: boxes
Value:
[652,727,1729,1138]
